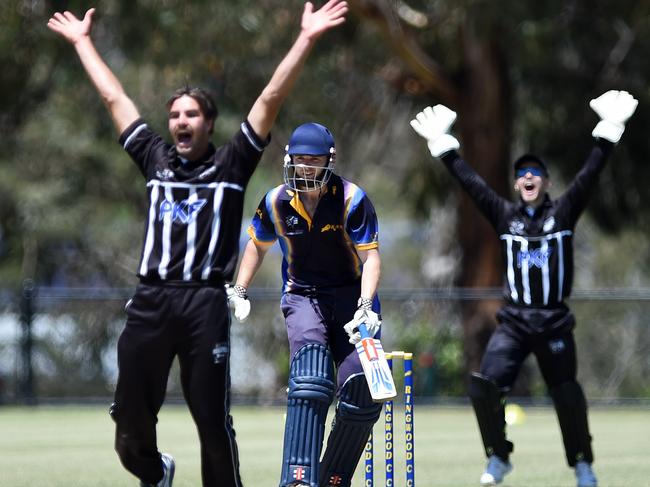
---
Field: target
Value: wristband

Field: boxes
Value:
[233,285,248,299]
[357,297,373,310]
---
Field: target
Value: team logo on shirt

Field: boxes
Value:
[155,168,175,180]
[543,216,556,232]
[509,219,525,235]
[159,198,207,224]
[517,247,553,269]
[321,223,343,233]
[285,215,304,235]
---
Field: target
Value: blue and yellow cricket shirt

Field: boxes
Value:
[248,174,379,293]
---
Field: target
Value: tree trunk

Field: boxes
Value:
[454,29,512,374]
[346,0,522,384]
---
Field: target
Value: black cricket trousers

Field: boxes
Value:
[110,283,242,487]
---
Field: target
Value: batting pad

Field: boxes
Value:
[280,343,336,487]
[319,374,382,487]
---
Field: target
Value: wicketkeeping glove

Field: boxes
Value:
[226,284,251,322]
[343,297,381,345]
[590,90,638,144]
[410,104,460,157]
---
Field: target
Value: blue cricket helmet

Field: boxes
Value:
[283,122,336,192]
[286,122,335,155]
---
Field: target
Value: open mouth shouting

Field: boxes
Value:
[521,179,539,198]
[516,175,547,206]
[175,130,193,149]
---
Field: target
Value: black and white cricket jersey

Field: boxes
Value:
[119,119,268,284]
[441,140,613,308]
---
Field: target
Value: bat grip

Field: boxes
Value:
[358,322,371,339]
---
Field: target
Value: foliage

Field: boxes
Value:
[5,1,649,284]
[2,1,650,398]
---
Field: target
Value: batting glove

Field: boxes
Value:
[590,90,638,144]
[343,297,381,345]
[226,284,251,322]
[410,104,460,157]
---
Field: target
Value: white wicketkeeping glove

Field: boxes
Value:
[226,284,251,322]
[410,104,460,157]
[590,90,638,144]
[343,298,382,345]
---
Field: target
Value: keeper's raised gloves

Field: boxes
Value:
[226,284,251,322]
[343,297,381,345]
[410,104,460,157]
[590,90,638,144]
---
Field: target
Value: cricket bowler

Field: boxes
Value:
[47,2,349,486]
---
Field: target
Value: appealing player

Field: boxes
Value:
[410,90,637,487]
[228,122,383,487]
[47,3,348,487]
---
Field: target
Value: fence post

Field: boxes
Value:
[19,279,36,405]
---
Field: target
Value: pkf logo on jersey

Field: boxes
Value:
[159,198,207,224]
[517,247,553,269]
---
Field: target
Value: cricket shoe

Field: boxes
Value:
[140,453,175,487]
[479,455,512,485]
[575,461,597,487]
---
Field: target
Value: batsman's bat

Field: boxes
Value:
[355,323,397,402]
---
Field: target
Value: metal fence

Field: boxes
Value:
[1,282,649,405]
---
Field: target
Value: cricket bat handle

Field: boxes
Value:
[358,322,372,340]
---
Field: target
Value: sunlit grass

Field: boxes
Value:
[0,404,647,486]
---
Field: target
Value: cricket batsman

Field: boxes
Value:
[410,90,637,487]
[228,122,383,487]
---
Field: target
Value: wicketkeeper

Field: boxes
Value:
[47,3,349,486]
[229,122,383,487]
[410,90,637,487]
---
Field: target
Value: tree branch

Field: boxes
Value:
[349,0,459,106]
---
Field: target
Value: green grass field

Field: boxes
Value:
[0,403,648,486]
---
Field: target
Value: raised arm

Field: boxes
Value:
[560,90,638,223]
[47,8,140,134]
[247,0,348,139]
[410,105,507,228]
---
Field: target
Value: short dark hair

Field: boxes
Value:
[166,86,219,122]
